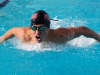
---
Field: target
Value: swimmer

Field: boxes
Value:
[0,0,10,8]
[0,10,100,44]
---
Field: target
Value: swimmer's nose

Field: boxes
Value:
[35,30,40,34]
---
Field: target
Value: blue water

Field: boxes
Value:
[0,0,100,75]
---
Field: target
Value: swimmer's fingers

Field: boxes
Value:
[0,36,3,43]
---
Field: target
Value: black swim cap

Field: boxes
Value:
[31,10,50,28]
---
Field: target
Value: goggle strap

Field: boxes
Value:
[50,18,58,21]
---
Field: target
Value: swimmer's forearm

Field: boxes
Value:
[0,28,16,43]
[0,35,9,42]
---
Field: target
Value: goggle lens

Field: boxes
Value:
[31,26,46,31]
[31,26,37,30]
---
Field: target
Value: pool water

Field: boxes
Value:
[0,0,100,75]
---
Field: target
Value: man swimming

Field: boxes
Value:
[0,10,100,44]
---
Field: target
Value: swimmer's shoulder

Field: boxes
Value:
[13,27,31,32]
[19,27,31,35]
[11,27,31,34]
[19,27,31,30]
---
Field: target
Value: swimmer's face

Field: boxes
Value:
[31,24,49,43]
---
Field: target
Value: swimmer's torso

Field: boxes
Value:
[16,27,75,44]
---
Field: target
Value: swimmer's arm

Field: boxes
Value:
[72,26,100,42]
[0,27,19,43]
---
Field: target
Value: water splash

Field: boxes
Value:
[7,36,96,52]
[51,17,87,28]
[68,35,96,47]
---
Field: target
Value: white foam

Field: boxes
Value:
[7,37,66,51]
[67,35,96,47]
[7,36,96,52]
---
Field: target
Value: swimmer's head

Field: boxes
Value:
[30,10,50,28]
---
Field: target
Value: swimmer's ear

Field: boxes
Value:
[50,19,58,21]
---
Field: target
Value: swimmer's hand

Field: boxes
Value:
[0,36,3,43]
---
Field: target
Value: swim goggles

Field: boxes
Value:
[31,25,46,31]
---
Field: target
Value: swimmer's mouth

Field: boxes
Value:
[35,36,41,40]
